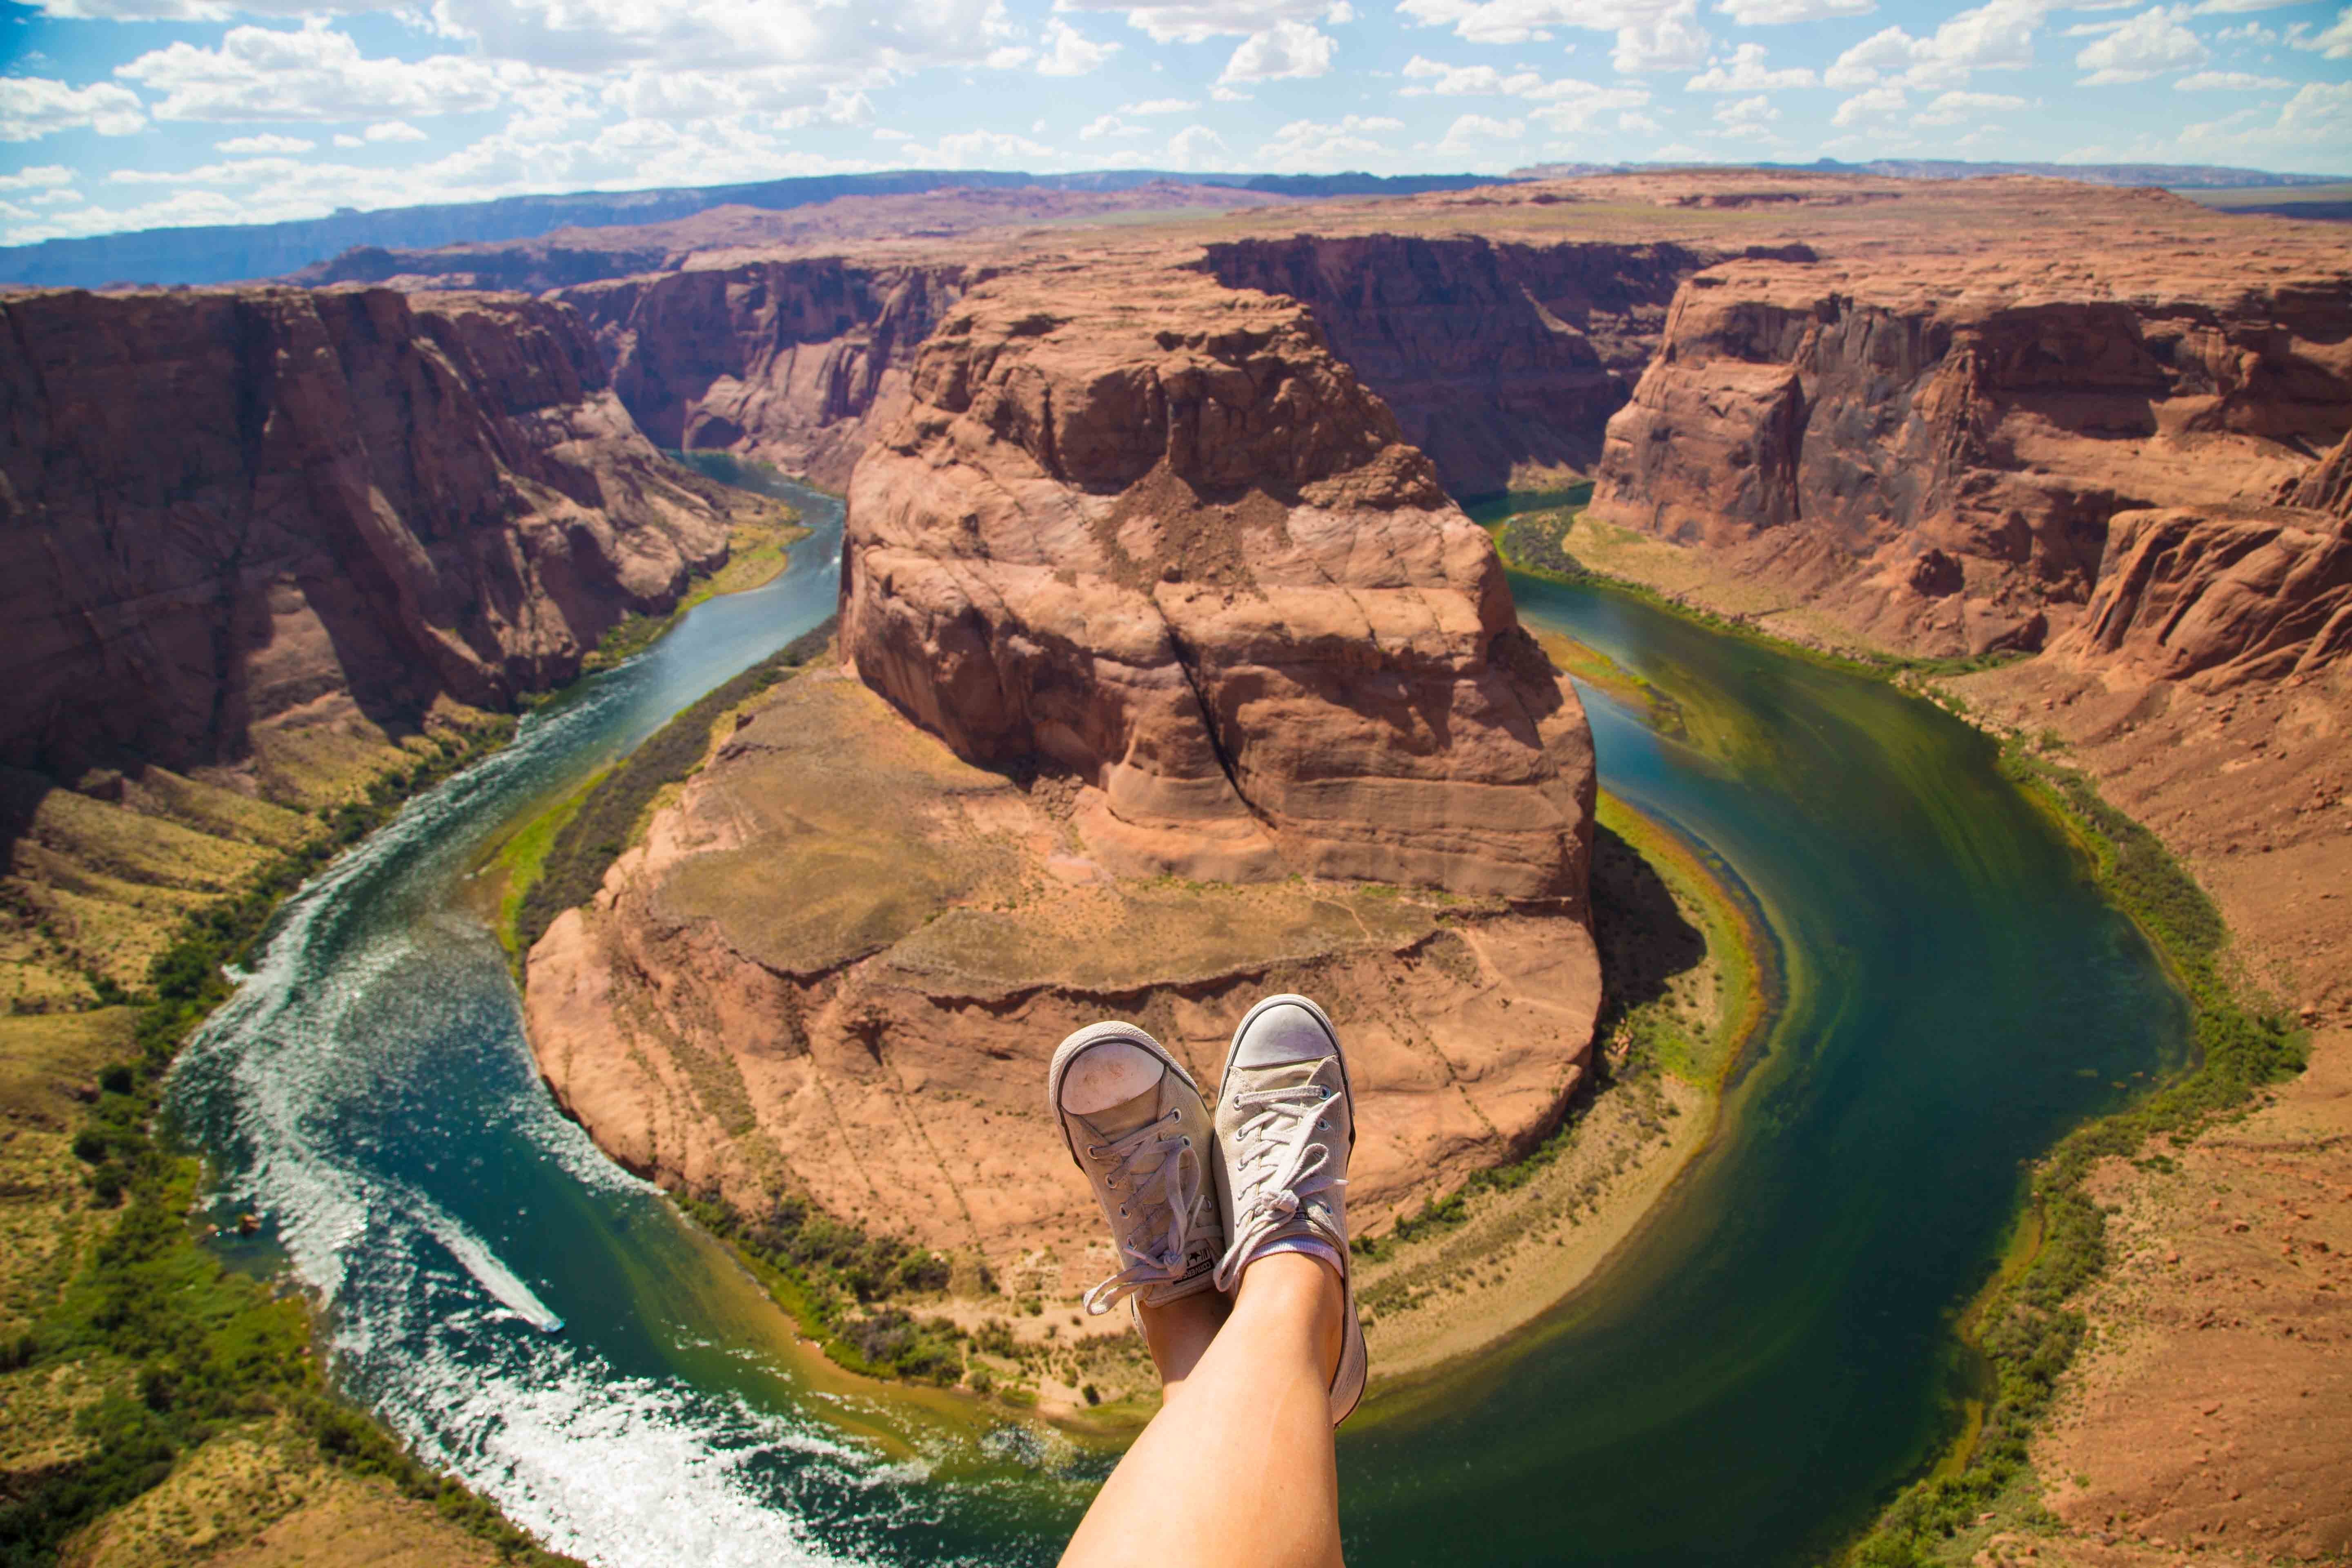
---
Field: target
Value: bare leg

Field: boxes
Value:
[1138,1289,1230,1395]
[1062,1254,1345,1568]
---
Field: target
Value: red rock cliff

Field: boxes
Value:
[1197,235,1731,494]
[0,285,732,779]
[555,258,974,490]
[840,263,1597,903]
[1591,250,2352,655]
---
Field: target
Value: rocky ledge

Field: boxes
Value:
[1588,196,2352,657]
[0,285,746,782]
[526,265,1604,1287]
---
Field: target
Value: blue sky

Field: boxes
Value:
[0,0,2346,245]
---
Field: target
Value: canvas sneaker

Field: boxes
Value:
[1048,1020,1223,1316]
[1211,993,1368,1426]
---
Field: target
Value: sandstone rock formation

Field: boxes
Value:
[556,259,973,490]
[1590,213,2352,656]
[2060,504,2352,688]
[527,263,1604,1284]
[526,671,1602,1279]
[1196,235,1721,493]
[840,265,1597,900]
[0,285,735,782]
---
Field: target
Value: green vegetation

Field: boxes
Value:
[679,1195,971,1385]
[1490,504,2027,683]
[1845,751,2305,1568]
[510,619,837,960]
[486,770,607,956]
[0,716,582,1568]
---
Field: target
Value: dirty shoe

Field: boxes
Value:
[1049,1021,1223,1316]
[1212,994,1368,1425]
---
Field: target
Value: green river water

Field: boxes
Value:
[167,464,2188,1567]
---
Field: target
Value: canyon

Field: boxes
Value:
[4,166,2349,1568]
[0,283,767,1003]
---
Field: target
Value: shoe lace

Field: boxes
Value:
[1212,1083,1345,1294]
[1081,1109,1202,1316]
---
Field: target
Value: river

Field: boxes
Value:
[166,466,2187,1568]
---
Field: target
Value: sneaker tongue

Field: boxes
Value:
[1076,1076,1168,1141]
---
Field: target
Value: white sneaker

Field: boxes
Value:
[1211,994,1368,1426]
[1048,1021,1224,1316]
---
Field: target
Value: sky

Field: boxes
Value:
[0,0,2346,246]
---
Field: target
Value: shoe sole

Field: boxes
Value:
[1045,1020,1206,1169]
[1219,993,1368,1428]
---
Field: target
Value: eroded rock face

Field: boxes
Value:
[1592,258,2352,656]
[2057,503,2352,688]
[840,266,1597,902]
[556,259,974,490]
[1196,235,1722,494]
[0,286,733,780]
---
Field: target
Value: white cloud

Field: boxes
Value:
[1824,0,2047,90]
[985,45,1033,67]
[2188,0,2299,10]
[1402,55,1546,94]
[214,131,314,152]
[364,118,428,141]
[1037,18,1120,75]
[1120,97,1200,113]
[1831,82,1908,122]
[0,77,147,141]
[2075,4,2208,81]
[1913,87,2028,120]
[2290,4,2352,55]
[1615,0,1715,71]
[1398,0,1714,69]
[1525,77,1653,126]
[1054,0,1340,45]
[1711,93,1780,136]
[2173,68,2292,85]
[1221,20,1338,81]
[1684,42,1817,89]
[2214,19,2276,40]
[0,164,74,189]
[917,127,1059,165]
[1256,111,1402,168]
[1164,123,1232,167]
[1715,0,1874,21]
[1079,112,1149,139]
[1619,108,1662,131]
[2180,76,2352,143]
[1434,111,1525,153]
[116,22,513,121]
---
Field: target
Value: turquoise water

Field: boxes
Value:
[166,477,2187,1567]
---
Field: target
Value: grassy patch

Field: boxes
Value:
[511,619,837,962]
[485,772,607,958]
[1843,751,2304,1568]
[678,1194,973,1386]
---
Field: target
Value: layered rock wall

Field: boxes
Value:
[0,285,732,779]
[1592,259,2352,655]
[840,265,1597,902]
[1197,235,1722,494]
[556,258,975,490]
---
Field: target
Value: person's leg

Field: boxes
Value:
[1136,1287,1229,1395]
[1060,995,1364,1568]
[1064,1254,1345,1568]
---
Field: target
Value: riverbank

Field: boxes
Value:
[0,461,805,1566]
[1489,490,2340,1568]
